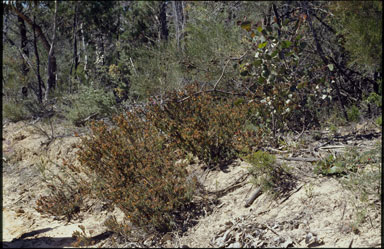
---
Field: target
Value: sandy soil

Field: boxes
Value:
[2,119,381,248]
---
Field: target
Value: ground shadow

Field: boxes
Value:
[2,227,113,248]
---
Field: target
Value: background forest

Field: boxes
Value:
[3,1,382,126]
[2,0,383,239]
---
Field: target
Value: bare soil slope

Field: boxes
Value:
[2,120,381,248]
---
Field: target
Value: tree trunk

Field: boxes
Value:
[80,22,88,78]
[159,1,169,41]
[16,2,29,76]
[9,4,51,52]
[33,15,44,103]
[172,1,185,51]
[45,0,58,102]
[70,3,79,76]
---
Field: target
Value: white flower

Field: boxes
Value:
[288,94,293,98]
[286,99,291,104]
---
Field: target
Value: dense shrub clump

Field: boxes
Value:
[75,110,195,232]
[148,84,261,168]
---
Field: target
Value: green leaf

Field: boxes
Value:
[258,76,266,84]
[257,26,263,33]
[281,40,292,48]
[271,50,279,58]
[258,42,268,49]
[327,64,334,71]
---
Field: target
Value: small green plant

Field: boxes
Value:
[314,144,381,177]
[243,151,292,197]
[304,183,315,199]
[329,124,338,135]
[347,105,360,122]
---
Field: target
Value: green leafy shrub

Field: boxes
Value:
[314,146,380,176]
[63,84,117,126]
[148,84,260,168]
[243,150,292,196]
[347,105,361,122]
[74,110,195,233]
[2,101,30,122]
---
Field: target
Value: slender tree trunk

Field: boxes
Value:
[80,22,88,78]
[70,3,79,75]
[69,3,79,93]
[33,15,44,103]
[172,1,185,51]
[10,4,51,52]
[45,0,58,102]
[159,1,169,41]
[16,2,29,76]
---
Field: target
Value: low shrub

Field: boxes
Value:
[2,100,30,122]
[347,105,361,122]
[74,110,195,233]
[147,84,260,168]
[243,150,293,197]
[63,84,117,126]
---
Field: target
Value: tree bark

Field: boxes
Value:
[80,22,88,77]
[9,4,51,52]
[33,15,44,103]
[159,1,169,41]
[16,2,29,76]
[70,3,79,76]
[45,0,58,102]
[172,1,185,51]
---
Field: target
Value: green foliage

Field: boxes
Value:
[347,105,360,122]
[314,145,381,177]
[148,84,259,167]
[329,1,382,73]
[2,100,30,122]
[63,84,117,126]
[74,110,195,233]
[125,43,184,100]
[237,15,323,135]
[243,151,291,196]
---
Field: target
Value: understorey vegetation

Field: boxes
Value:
[4,1,381,240]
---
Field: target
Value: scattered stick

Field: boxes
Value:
[208,172,250,198]
[277,156,320,162]
[244,186,262,207]
[319,145,346,150]
[279,183,304,204]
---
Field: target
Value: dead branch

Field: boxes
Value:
[277,156,320,162]
[244,186,262,207]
